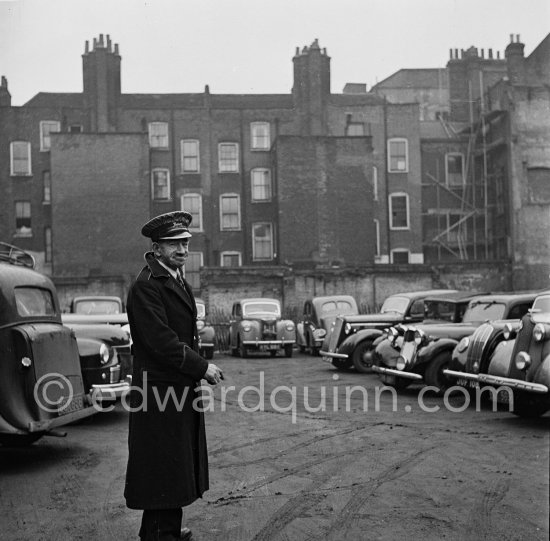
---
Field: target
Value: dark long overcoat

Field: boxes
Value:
[124,253,209,510]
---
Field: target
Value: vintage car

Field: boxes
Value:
[0,243,96,446]
[296,295,358,355]
[320,289,458,372]
[371,293,536,393]
[444,292,550,417]
[229,298,296,357]
[69,295,124,315]
[196,298,215,360]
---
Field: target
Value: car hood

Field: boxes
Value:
[64,322,129,346]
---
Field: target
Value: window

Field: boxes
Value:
[43,171,51,204]
[151,169,171,200]
[148,122,169,148]
[387,138,408,172]
[69,125,83,133]
[218,143,239,172]
[251,168,272,201]
[251,122,270,150]
[181,139,200,173]
[184,252,203,290]
[14,287,55,317]
[181,193,202,231]
[373,166,378,201]
[221,251,242,267]
[446,153,464,186]
[391,249,410,264]
[10,142,31,176]
[220,194,241,230]
[40,121,60,151]
[15,201,32,236]
[346,122,365,136]
[252,222,273,261]
[44,227,52,263]
[374,219,380,256]
[389,193,409,229]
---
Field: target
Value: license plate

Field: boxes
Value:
[58,395,84,416]
[457,378,479,389]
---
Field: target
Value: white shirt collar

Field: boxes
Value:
[157,259,179,280]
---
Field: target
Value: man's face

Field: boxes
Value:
[153,239,189,270]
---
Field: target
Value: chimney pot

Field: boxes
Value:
[85,40,89,53]
[481,48,484,58]
[510,34,514,43]
[488,48,493,59]
[295,46,299,55]
[114,43,119,55]
[516,34,520,42]
[497,51,500,59]
[99,34,104,46]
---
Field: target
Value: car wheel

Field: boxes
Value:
[332,358,353,371]
[0,434,43,447]
[284,344,293,358]
[512,396,549,418]
[425,352,453,395]
[352,341,374,373]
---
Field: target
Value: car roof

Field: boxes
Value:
[311,295,357,305]
[238,298,280,303]
[387,289,459,300]
[423,291,490,303]
[468,292,538,303]
[72,295,122,302]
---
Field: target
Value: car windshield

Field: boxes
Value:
[463,301,506,323]
[321,300,355,315]
[532,295,550,314]
[74,300,120,314]
[196,303,206,318]
[14,287,55,317]
[424,300,456,322]
[380,296,409,315]
[243,302,280,317]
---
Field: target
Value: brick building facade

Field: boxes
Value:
[1,33,548,303]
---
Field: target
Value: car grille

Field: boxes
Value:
[326,318,345,352]
[262,322,276,339]
[466,323,494,372]
[114,344,132,379]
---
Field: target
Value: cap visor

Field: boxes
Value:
[158,232,192,240]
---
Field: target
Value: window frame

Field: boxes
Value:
[10,141,32,176]
[218,142,239,173]
[251,168,272,202]
[151,168,171,201]
[219,193,241,231]
[180,139,200,173]
[390,249,410,264]
[181,193,203,231]
[252,222,274,261]
[185,251,203,290]
[387,138,409,173]
[42,171,51,204]
[389,192,410,230]
[220,251,242,267]
[15,200,32,237]
[373,165,378,201]
[374,219,380,257]
[445,152,465,187]
[148,122,169,149]
[250,122,271,150]
[40,120,61,151]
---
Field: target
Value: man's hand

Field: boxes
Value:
[204,363,224,385]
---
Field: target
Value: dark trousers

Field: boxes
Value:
[139,508,182,541]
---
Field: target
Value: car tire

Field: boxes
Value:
[352,341,374,373]
[284,344,293,358]
[425,352,453,395]
[0,433,42,447]
[512,396,549,418]
[332,359,353,371]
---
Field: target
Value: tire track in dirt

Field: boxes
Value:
[323,445,436,540]
[462,477,511,540]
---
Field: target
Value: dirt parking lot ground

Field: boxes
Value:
[1,352,548,541]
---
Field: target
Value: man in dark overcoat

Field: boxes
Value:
[125,211,224,541]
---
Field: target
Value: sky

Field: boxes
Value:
[0,0,549,106]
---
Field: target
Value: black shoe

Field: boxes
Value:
[179,527,193,540]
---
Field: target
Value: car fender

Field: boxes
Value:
[338,328,384,356]
[296,322,306,346]
[487,340,515,377]
[417,338,459,365]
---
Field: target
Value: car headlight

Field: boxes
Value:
[414,329,426,345]
[515,351,531,371]
[456,336,470,353]
[533,323,546,342]
[242,323,251,332]
[396,355,406,371]
[313,328,326,339]
[285,322,295,331]
[344,323,352,334]
[99,343,110,365]
[197,320,205,331]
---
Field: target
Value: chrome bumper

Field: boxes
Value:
[371,365,423,380]
[443,369,549,394]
